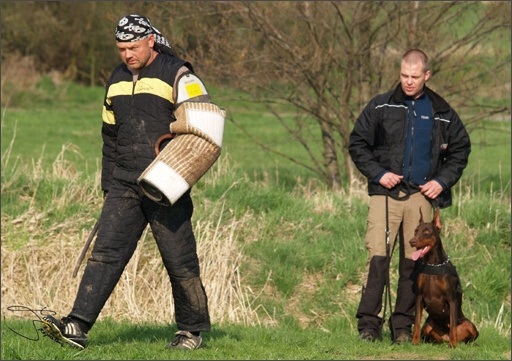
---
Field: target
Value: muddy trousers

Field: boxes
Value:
[356,192,432,338]
[69,179,210,333]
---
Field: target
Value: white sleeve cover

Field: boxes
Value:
[175,72,210,105]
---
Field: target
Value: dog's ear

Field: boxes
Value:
[419,207,424,223]
[433,207,442,232]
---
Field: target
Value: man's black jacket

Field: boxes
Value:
[349,84,471,208]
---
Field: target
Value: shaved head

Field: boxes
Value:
[402,49,429,73]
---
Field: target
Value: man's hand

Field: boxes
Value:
[419,180,443,199]
[379,172,404,189]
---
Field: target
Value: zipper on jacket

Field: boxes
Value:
[405,100,416,181]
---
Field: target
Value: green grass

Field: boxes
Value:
[2,319,510,360]
[464,120,511,198]
[3,80,510,194]
[1,79,510,359]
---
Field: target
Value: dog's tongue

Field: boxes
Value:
[412,245,431,261]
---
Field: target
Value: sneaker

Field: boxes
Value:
[393,331,411,344]
[41,315,87,350]
[358,330,380,342]
[166,330,202,350]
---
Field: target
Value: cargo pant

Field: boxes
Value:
[356,191,432,339]
[69,179,210,333]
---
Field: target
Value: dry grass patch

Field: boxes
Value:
[1,150,272,327]
[1,202,269,326]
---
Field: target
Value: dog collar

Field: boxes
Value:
[426,256,450,267]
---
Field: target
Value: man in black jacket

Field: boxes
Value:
[349,49,471,343]
[42,14,216,350]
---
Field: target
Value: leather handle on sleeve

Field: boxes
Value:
[154,133,176,156]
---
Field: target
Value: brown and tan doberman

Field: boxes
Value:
[409,207,479,348]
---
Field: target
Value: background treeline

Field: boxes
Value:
[3,2,510,87]
[2,1,510,191]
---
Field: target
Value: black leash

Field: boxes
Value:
[4,305,63,345]
[381,182,417,338]
[381,180,437,340]
[381,191,396,339]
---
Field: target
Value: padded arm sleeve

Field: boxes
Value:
[137,102,225,205]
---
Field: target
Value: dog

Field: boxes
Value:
[409,207,479,348]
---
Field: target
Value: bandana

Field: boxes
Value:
[115,14,175,56]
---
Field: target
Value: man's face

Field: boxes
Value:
[400,61,431,99]
[116,35,155,71]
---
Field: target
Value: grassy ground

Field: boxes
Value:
[1,80,510,359]
[2,319,510,360]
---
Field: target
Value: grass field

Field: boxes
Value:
[1,79,510,360]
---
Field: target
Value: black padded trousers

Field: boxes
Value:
[69,179,210,333]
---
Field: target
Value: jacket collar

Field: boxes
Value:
[391,84,451,114]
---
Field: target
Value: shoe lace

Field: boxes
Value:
[172,331,199,347]
[172,334,188,346]
[60,317,73,325]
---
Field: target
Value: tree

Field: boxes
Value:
[171,1,511,191]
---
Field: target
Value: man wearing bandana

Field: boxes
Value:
[41,14,215,350]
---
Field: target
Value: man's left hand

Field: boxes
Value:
[419,180,443,199]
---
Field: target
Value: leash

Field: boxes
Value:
[381,180,437,338]
[72,219,100,278]
[381,182,410,337]
[72,190,110,278]
[4,305,63,345]
[381,190,396,338]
